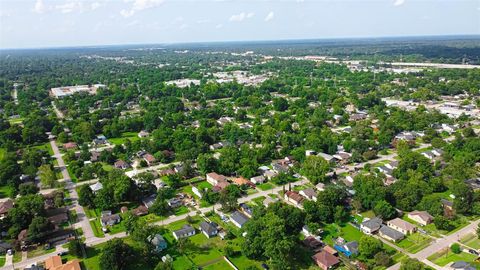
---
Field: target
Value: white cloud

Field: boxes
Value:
[55,2,82,14]
[393,0,405,7]
[264,11,274,22]
[33,0,46,14]
[229,12,254,22]
[121,0,165,18]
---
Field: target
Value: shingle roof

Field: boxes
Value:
[230,211,249,226]
[200,221,217,235]
[379,225,404,241]
[361,217,383,230]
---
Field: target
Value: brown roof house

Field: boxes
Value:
[114,160,130,170]
[206,172,228,186]
[45,255,81,270]
[63,142,77,150]
[0,199,13,219]
[312,250,340,270]
[143,154,157,166]
[407,211,434,226]
[386,218,416,235]
[284,190,304,208]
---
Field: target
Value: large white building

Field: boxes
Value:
[50,84,105,98]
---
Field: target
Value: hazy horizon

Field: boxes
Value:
[1,0,479,49]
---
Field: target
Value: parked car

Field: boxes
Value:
[468,249,479,255]
[57,251,68,256]
[261,263,269,270]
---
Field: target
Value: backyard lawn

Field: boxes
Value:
[428,249,478,266]
[321,223,363,246]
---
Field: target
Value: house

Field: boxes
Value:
[230,211,250,228]
[441,199,455,218]
[173,225,196,240]
[232,177,252,187]
[199,221,218,238]
[378,166,393,177]
[323,245,338,256]
[0,199,13,219]
[333,152,352,164]
[0,241,12,254]
[349,113,367,121]
[379,225,405,242]
[441,123,456,133]
[167,198,183,208]
[100,212,121,227]
[46,208,69,225]
[317,153,336,163]
[206,172,228,186]
[63,142,77,150]
[271,160,290,173]
[148,234,167,252]
[45,255,81,270]
[138,130,150,138]
[250,175,265,185]
[299,188,318,201]
[303,236,323,250]
[90,151,101,162]
[92,135,108,146]
[334,241,359,257]
[311,251,340,270]
[143,154,157,166]
[239,203,253,217]
[142,195,156,208]
[263,170,278,180]
[132,205,149,216]
[360,217,383,234]
[408,211,434,226]
[212,181,230,192]
[387,218,416,235]
[24,265,45,270]
[315,182,325,191]
[89,182,103,194]
[114,160,130,170]
[284,190,304,207]
[450,261,476,270]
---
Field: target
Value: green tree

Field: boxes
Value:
[38,164,57,188]
[300,155,330,184]
[68,239,85,257]
[373,200,397,220]
[359,236,383,259]
[78,184,95,208]
[99,239,133,270]
[399,258,426,270]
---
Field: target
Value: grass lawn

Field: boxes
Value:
[12,251,22,263]
[428,249,478,266]
[84,207,100,219]
[203,259,233,270]
[396,233,432,253]
[197,181,213,190]
[101,162,114,172]
[257,183,274,191]
[0,185,14,198]
[89,220,105,237]
[292,185,307,192]
[27,246,56,258]
[461,233,480,249]
[174,206,190,216]
[109,132,140,146]
[321,223,363,246]
[33,142,55,156]
[0,255,4,267]
[359,210,375,219]
[252,196,266,206]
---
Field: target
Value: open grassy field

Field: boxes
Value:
[321,223,363,246]
[109,132,140,146]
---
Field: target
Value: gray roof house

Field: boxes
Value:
[379,225,405,242]
[173,225,196,240]
[100,213,121,227]
[230,211,250,228]
[148,234,167,252]
[360,217,383,234]
[199,221,218,238]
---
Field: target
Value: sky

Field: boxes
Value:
[0,0,479,49]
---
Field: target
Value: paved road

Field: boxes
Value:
[50,140,95,241]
